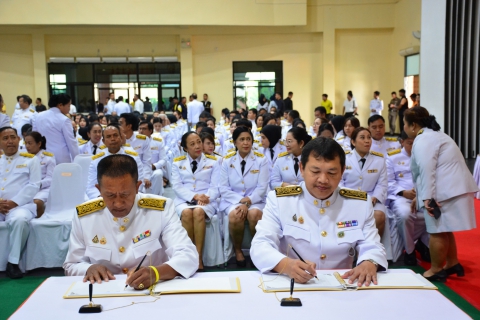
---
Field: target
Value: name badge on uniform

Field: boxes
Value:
[203,165,213,169]
[230,164,235,168]
[250,170,259,174]
[368,169,378,173]
[346,166,352,170]
[134,146,141,150]
[282,166,288,171]
[16,164,27,168]
[337,220,358,228]
[151,147,158,150]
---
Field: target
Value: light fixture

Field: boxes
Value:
[102,57,128,63]
[76,57,102,63]
[153,56,178,62]
[128,57,153,63]
[399,46,420,56]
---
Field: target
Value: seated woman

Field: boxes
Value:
[200,132,222,161]
[220,127,269,267]
[78,123,103,155]
[271,127,311,189]
[24,131,56,218]
[259,125,285,167]
[340,127,388,239]
[171,132,220,270]
[336,117,360,152]
[330,115,345,138]
[318,123,335,139]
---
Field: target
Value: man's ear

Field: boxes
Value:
[136,180,142,192]
[299,162,305,178]
[95,184,101,194]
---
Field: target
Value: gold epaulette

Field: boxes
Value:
[417,129,424,136]
[224,152,236,159]
[279,140,285,146]
[253,140,259,144]
[42,151,54,157]
[76,199,106,217]
[153,137,163,142]
[227,148,235,153]
[99,145,107,150]
[256,127,262,132]
[123,143,130,147]
[213,152,222,157]
[174,155,186,162]
[254,151,264,158]
[78,140,88,146]
[278,151,289,158]
[19,152,34,158]
[205,154,217,161]
[345,150,351,154]
[370,151,384,158]
[275,185,303,197]
[385,137,398,142]
[125,149,138,156]
[336,136,345,141]
[339,189,367,201]
[138,198,166,211]
[136,134,146,140]
[224,123,230,127]
[387,149,401,156]
[92,152,105,160]
[29,109,35,113]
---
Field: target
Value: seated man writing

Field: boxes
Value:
[251,137,387,286]
[63,154,198,289]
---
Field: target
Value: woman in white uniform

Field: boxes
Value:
[220,127,269,267]
[78,123,103,155]
[335,117,360,152]
[171,131,220,270]
[318,123,335,139]
[271,127,311,189]
[200,132,223,162]
[405,107,478,282]
[258,125,286,168]
[24,131,56,218]
[340,127,388,239]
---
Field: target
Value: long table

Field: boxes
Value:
[10,269,470,320]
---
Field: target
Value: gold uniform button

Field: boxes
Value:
[193,177,196,180]
[123,218,129,223]
[122,268,129,274]
[113,217,118,222]
[119,246,125,253]
[119,226,126,232]
[321,231,327,237]
[338,231,345,238]
[320,208,325,214]
[313,199,318,205]
[321,254,327,260]
[325,200,330,207]
[241,181,244,184]
[1,188,4,191]
[359,176,363,180]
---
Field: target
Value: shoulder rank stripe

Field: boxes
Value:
[227,148,235,153]
[78,140,88,145]
[417,129,424,136]
[336,136,345,141]
[20,152,34,158]
[153,137,163,142]
[370,151,384,158]
[385,137,398,142]
[174,155,186,162]
[254,140,259,144]
[125,149,138,156]
[99,145,107,149]
[254,151,264,158]
[339,189,367,201]
[256,127,262,131]
[345,150,351,154]
[278,151,289,158]
[275,185,303,197]
[387,149,401,156]
[136,134,147,140]
[224,152,236,159]
[123,143,130,147]
[29,109,35,113]
[76,199,106,217]
[205,154,217,161]
[42,151,54,157]
[138,198,166,211]
[92,152,105,160]
[279,140,285,145]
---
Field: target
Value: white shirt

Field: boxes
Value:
[105,99,116,115]
[343,99,355,113]
[78,140,104,155]
[69,104,77,115]
[370,137,401,156]
[126,134,152,179]
[114,102,131,115]
[134,100,144,113]
[187,99,204,124]
[12,108,36,134]
[369,98,383,116]
[385,148,413,201]
[270,152,303,188]
[0,113,10,128]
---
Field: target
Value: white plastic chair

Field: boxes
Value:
[25,163,84,270]
[73,154,93,193]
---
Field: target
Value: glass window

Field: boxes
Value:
[48,64,93,83]
[405,54,420,76]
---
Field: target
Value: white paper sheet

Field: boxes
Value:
[65,281,149,298]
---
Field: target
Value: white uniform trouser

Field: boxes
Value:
[0,205,35,264]
[391,197,429,254]
[149,169,164,196]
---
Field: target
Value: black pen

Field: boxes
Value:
[124,253,148,289]
[289,244,319,280]
[289,278,294,299]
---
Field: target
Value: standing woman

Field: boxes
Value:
[405,107,478,281]
[340,127,388,239]
[220,127,269,266]
[270,127,311,189]
[259,125,285,167]
[336,117,360,152]
[33,94,79,164]
[24,132,56,218]
[171,132,220,270]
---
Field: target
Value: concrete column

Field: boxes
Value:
[179,35,194,98]
[322,6,336,112]
[32,33,48,103]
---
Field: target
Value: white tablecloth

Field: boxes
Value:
[10,270,469,320]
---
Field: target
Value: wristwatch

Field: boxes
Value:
[242,201,251,208]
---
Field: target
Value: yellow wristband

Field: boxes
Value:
[149,266,159,283]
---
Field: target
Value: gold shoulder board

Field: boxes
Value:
[205,154,217,161]
[125,149,138,156]
[278,151,289,158]
[256,127,262,132]
[370,151,384,158]
[254,140,259,144]
[42,151,54,157]
[153,137,163,142]
[385,137,398,142]
[79,140,88,145]
[339,189,367,201]
[224,152,236,159]
[279,140,285,145]
[254,151,264,158]
[19,152,34,158]
[227,148,235,153]
[99,145,107,149]
[174,155,186,162]
[417,129,424,136]
[138,198,166,211]
[30,109,35,113]
[123,143,131,147]
[92,152,105,160]
[136,134,147,140]
[336,136,344,141]
[224,123,229,127]
[76,199,106,217]
[387,149,401,156]
[345,150,351,154]
[275,185,303,197]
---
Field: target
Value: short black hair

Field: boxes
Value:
[103,123,122,137]
[21,124,32,135]
[153,117,163,125]
[315,106,326,114]
[322,94,328,98]
[374,91,380,96]
[288,110,300,119]
[196,121,208,130]
[0,126,17,135]
[120,113,139,131]
[399,89,406,93]
[301,137,345,169]
[391,91,397,95]
[19,94,32,105]
[236,119,253,130]
[201,127,215,137]
[368,115,385,125]
[88,122,103,133]
[344,116,360,129]
[249,108,258,116]
[180,131,200,151]
[139,120,153,133]
[288,91,293,95]
[232,126,253,144]
[199,111,210,120]
[97,154,138,185]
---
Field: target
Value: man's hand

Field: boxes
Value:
[144,179,152,189]
[371,197,378,206]
[402,189,416,200]
[277,258,316,284]
[342,261,378,287]
[410,197,417,213]
[84,264,116,284]
[126,267,154,290]
[0,200,18,214]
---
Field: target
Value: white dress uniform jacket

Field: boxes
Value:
[12,108,36,135]
[335,134,352,153]
[250,184,387,271]
[270,152,304,189]
[258,141,287,168]
[149,136,167,196]
[86,148,144,199]
[105,99,116,115]
[385,148,414,201]
[78,140,104,155]
[126,134,152,180]
[33,107,79,164]
[134,100,144,113]
[63,194,199,277]
[0,113,10,128]
[171,153,220,218]
[34,151,56,203]
[369,98,384,116]
[219,150,269,212]
[187,99,204,125]
[370,137,400,156]
[113,102,131,115]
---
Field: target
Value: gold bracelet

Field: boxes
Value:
[149,266,159,283]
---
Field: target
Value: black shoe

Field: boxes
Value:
[236,259,246,267]
[444,263,465,277]
[415,241,431,262]
[197,268,205,272]
[424,270,447,283]
[404,251,417,266]
[6,262,23,279]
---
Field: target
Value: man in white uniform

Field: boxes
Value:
[139,121,167,195]
[251,137,387,285]
[0,127,41,278]
[369,91,383,117]
[187,93,204,128]
[12,95,36,135]
[104,92,116,115]
[133,94,144,113]
[114,96,131,116]
[64,154,198,287]
[368,115,401,155]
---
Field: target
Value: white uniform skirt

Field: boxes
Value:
[226,203,265,215]
[425,193,477,233]
[34,189,50,203]
[175,202,217,220]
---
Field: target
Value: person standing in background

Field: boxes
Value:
[273,93,285,114]
[133,94,144,113]
[283,91,293,111]
[12,95,36,135]
[143,97,152,112]
[104,92,116,115]
[369,91,383,117]
[35,98,47,113]
[202,93,212,114]
[388,92,400,135]
[257,94,269,110]
[343,91,357,118]
[398,89,408,131]
[410,93,419,108]
[0,94,10,127]
[320,94,333,116]
[187,93,204,128]
[113,96,131,116]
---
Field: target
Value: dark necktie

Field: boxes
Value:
[241,160,246,175]
[294,157,299,175]
[191,160,197,173]
[93,145,98,155]
[270,148,275,160]
[360,158,366,169]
